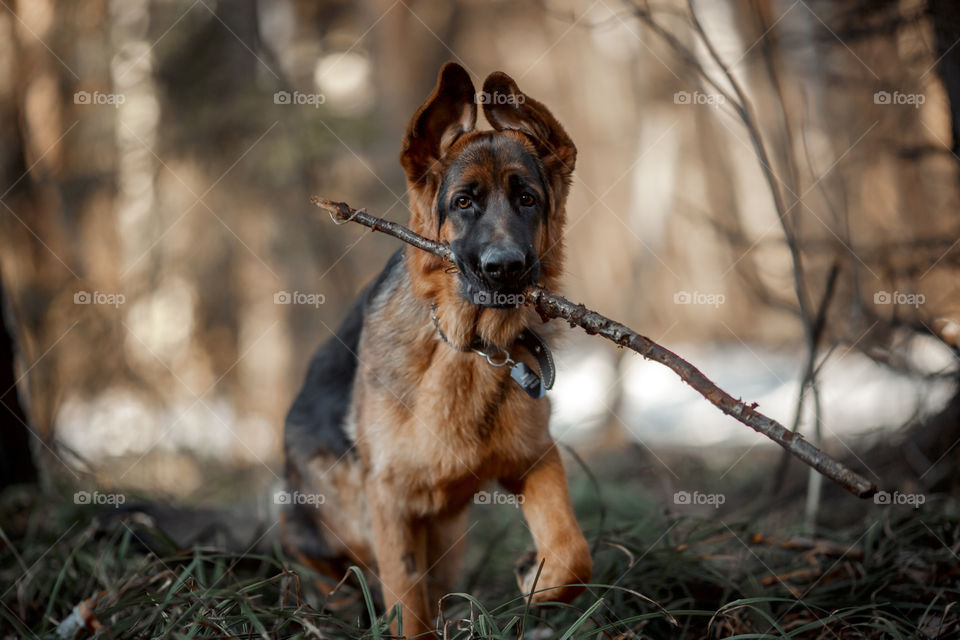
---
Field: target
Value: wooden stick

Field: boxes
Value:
[312,197,878,499]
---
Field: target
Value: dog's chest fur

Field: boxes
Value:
[348,257,551,516]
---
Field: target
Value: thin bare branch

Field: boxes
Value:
[313,196,878,499]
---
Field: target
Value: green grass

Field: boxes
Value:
[1,479,958,639]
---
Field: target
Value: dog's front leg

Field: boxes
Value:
[505,445,592,604]
[367,484,432,637]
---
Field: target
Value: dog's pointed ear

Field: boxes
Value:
[481,72,576,179]
[400,62,477,185]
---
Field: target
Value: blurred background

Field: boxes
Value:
[1,0,958,516]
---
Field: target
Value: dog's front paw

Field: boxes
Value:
[514,547,592,604]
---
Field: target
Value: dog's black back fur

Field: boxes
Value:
[284,249,403,462]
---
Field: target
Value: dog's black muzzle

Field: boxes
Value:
[453,245,539,309]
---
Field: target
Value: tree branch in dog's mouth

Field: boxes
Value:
[312,196,878,500]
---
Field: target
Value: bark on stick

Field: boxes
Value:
[313,196,877,499]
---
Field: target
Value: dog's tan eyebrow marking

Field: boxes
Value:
[499,162,532,175]
[454,165,495,188]
[448,180,480,195]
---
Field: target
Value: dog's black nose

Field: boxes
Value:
[480,246,526,283]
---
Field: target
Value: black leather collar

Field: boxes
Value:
[430,304,555,399]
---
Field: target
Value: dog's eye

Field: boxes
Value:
[519,193,535,207]
[455,196,472,209]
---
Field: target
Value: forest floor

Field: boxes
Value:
[1,442,958,639]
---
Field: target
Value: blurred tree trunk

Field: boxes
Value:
[0,273,37,486]
[1,0,122,482]
[0,1,68,482]
[0,7,35,487]
[929,0,960,157]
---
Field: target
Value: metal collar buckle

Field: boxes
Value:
[430,303,554,399]
[474,346,514,368]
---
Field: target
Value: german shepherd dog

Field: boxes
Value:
[282,63,591,636]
